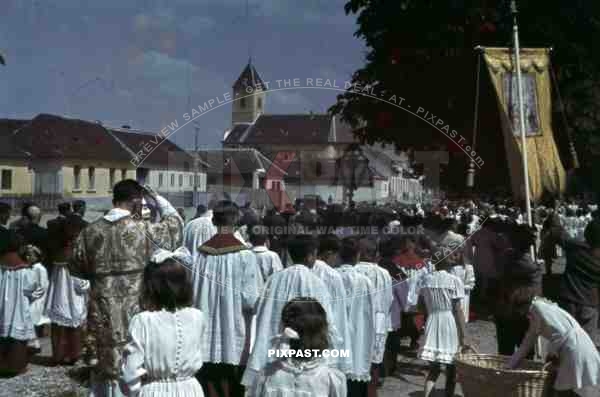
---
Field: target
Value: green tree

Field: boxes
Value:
[330,0,600,176]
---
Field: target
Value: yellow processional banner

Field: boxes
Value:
[482,47,566,202]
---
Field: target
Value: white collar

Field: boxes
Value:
[252,245,268,253]
[103,208,131,222]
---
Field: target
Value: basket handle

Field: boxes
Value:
[461,344,478,354]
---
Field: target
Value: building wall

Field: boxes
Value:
[62,161,136,198]
[0,162,34,195]
[148,169,206,193]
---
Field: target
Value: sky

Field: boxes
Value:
[0,0,366,149]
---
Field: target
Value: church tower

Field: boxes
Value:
[232,60,265,125]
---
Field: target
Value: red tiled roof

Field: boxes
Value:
[12,114,133,162]
[109,128,196,169]
[0,119,28,159]
[223,114,357,145]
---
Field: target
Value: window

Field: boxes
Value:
[183,161,190,172]
[178,174,183,187]
[109,168,116,189]
[158,173,164,187]
[1,169,12,190]
[121,169,127,180]
[73,166,81,190]
[188,175,193,187]
[88,167,96,190]
[194,175,200,187]
[240,97,246,108]
[170,174,175,186]
[257,97,262,109]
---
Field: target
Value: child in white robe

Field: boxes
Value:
[336,237,375,397]
[508,292,600,397]
[242,235,345,387]
[418,246,467,397]
[121,247,206,397]
[0,232,39,375]
[249,226,283,281]
[21,245,50,352]
[246,298,347,397]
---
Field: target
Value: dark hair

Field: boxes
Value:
[112,179,143,205]
[318,234,340,256]
[287,235,317,264]
[339,237,360,264]
[585,219,600,249]
[249,225,269,246]
[195,204,207,215]
[72,200,86,213]
[21,202,34,217]
[358,237,377,262]
[281,297,329,359]
[0,202,11,215]
[0,231,25,256]
[508,223,537,253]
[57,202,72,215]
[142,259,192,312]
[507,285,538,315]
[212,200,239,227]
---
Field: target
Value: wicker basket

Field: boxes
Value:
[455,353,554,397]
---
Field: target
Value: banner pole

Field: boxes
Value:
[511,1,535,257]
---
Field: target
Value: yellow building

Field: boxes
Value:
[1,114,205,210]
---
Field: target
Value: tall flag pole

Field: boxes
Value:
[511,1,535,258]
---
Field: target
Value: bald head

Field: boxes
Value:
[26,206,41,225]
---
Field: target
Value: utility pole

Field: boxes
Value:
[193,120,200,207]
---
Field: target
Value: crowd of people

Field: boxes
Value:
[1,181,600,397]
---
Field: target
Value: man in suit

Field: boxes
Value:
[47,202,72,230]
[8,202,33,232]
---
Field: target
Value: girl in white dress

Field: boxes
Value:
[22,245,50,353]
[247,297,347,397]
[508,291,600,397]
[121,247,206,397]
[418,247,467,397]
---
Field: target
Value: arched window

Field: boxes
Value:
[315,161,322,177]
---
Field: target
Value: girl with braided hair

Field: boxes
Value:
[246,297,346,397]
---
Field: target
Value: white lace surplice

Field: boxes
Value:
[247,358,347,397]
[242,265,339,387]
[418,271,465,364]
[0,266,38,340]
[354,262,393,364]
[121,308,206,397]
[44,264,89,328]
[253,246,284,281]
[183,213,217,262]
[336,265,375,382]
[311,260,352,372]
[192,249,263,366]
[30,262,50,326]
